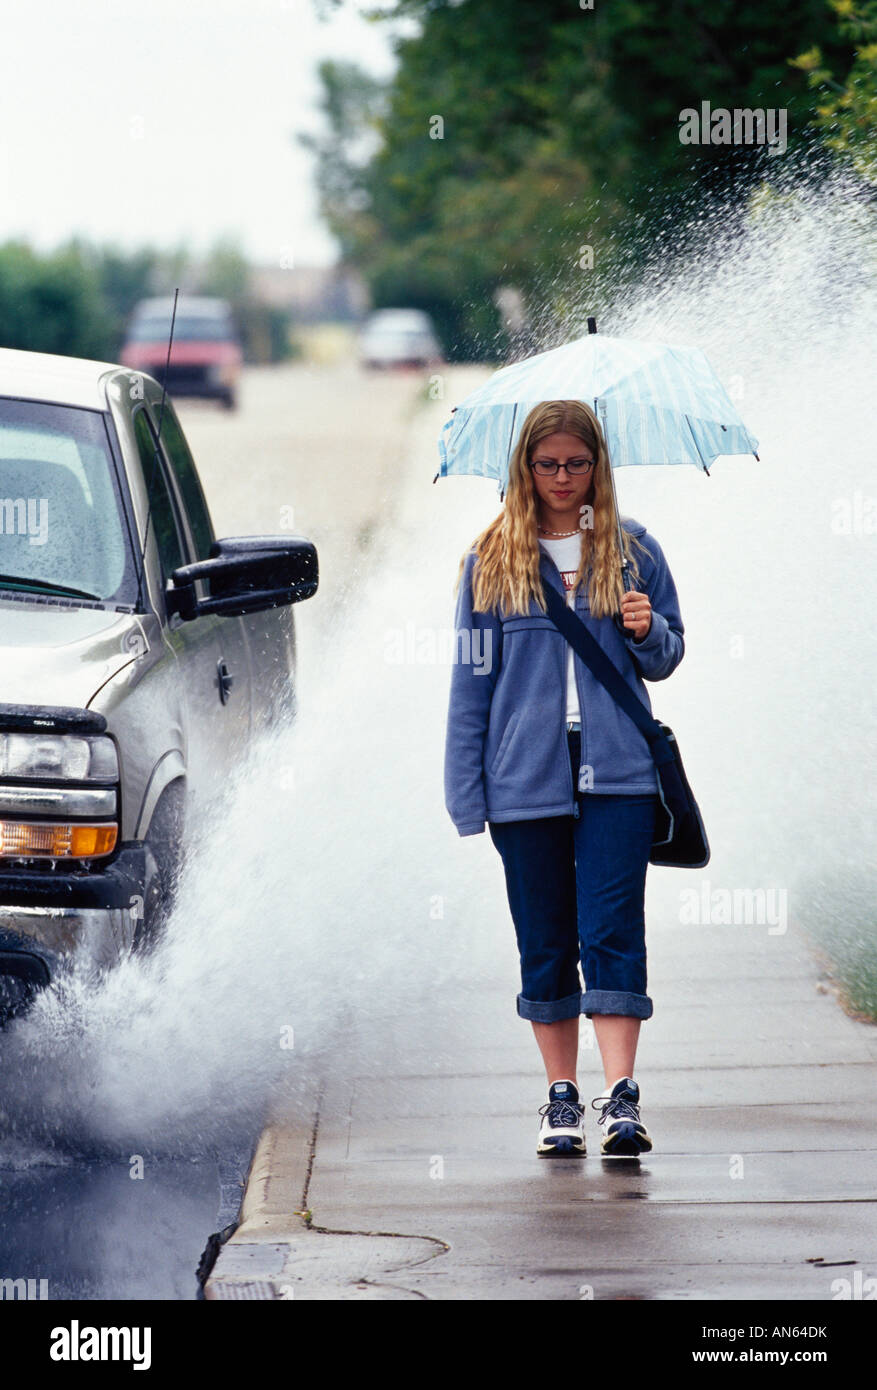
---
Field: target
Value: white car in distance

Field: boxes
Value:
[359,309,442,370]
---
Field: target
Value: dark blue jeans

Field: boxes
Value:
[488,730,657,1022]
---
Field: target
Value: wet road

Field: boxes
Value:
[0,1145,250,1300]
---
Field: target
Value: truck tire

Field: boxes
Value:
[133,782,186,954]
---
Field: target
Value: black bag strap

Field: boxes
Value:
[542,581,674,764]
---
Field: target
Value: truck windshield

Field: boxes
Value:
[0,398,137,606]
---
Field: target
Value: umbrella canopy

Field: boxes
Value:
[437,332,759,490]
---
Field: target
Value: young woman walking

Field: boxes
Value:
[444,399,685,1158]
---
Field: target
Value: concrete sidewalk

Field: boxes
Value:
[202,374,877,1304]
[205,915,877,1301]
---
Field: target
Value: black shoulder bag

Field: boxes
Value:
[542,583,710,868]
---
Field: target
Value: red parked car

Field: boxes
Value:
[121,296,242,410]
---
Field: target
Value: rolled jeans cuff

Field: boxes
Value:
[581,989,653,1020]
[517,990,582,1023]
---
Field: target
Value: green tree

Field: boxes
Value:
[201,236,251,301]
[0,236,291,365]
[307,0,855,357]
[0,241,113,358]
[791,0,877,184]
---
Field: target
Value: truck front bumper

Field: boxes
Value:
[0,845,152,1012]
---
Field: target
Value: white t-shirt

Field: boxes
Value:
[538,533,583,723]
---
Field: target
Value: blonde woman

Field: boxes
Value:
[444,399,685,1157]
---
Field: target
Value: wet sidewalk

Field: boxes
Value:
[203,378,877,1302]
[205,911,877,1301]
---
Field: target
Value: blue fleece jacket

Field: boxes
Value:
[444,518,685,836]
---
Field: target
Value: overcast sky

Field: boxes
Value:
[0,0,397,267]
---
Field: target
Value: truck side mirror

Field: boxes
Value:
[168,536,318,620]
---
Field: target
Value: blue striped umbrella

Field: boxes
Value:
[436,331,759,490]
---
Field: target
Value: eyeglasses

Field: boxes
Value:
[528,457,596,477]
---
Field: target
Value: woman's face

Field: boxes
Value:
[528,431,596,517]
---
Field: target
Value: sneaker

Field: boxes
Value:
[591,1076,652,1157]
[537,1080,586,1157]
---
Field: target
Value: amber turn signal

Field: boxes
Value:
[0,821,118,858]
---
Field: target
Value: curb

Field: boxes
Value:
[204,1115,314,1300]
[204,1108,447,1301]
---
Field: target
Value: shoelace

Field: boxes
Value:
[539,1099,583,1128]
[592,1093,641,1125]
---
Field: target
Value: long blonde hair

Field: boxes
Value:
[458,399,649,618]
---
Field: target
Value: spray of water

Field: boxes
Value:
[0,169,874,1155]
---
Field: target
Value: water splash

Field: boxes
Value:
[0,169,874,1154]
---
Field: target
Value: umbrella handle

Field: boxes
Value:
[613,558,635,635]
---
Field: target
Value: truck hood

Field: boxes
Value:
[0,599,149,710]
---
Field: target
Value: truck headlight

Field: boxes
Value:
[0,733,119,860]
[0,734,118,782]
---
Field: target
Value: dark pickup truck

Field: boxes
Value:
[0,347,317,1020]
